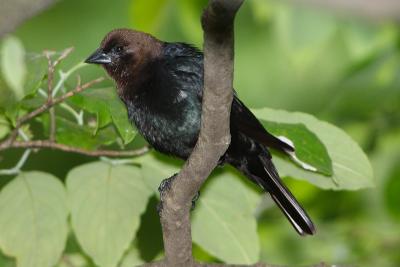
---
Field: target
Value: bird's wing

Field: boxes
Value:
[231,95,295,153]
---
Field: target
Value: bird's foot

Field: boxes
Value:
[157,173,177,215]
[217,157,225,167]
[191,191,200,211]
[156,174,200,214]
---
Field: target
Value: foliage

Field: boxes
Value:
[0,0,399,266]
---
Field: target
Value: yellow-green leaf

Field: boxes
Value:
[0,172,68,267]
[66,162,152,267]
[0,36,26,100]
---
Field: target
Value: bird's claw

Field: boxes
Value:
[157,174,177,215]
[158,174,177,195]
[191,191,200,211]
[156,174,200,214]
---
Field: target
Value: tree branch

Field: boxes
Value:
[0,76,104,151]
[16,76,105,129]
[44,48,72,142]
[1,140,149,157]
[0,0,57,37]
[152,1,241,266]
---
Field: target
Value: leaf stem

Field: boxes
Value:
[52,62,86,97]
[39,88,84,125]
[100,156,138,165]
[0,149,31,176]
[0,129,31,176]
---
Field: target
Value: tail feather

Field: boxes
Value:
[255,156,316,236]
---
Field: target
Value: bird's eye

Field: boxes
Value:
[114,46,123,53]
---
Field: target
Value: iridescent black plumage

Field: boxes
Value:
[86,29,316,235]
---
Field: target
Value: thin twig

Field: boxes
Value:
[2,140,149,157]
[44,51,56,141]
[0,129,32,175]
[17,77,104,127]
[53,47,74,67]
[45,47,75,142]
[0,77,104,151]
[38,88,84,125]
[52,62,86,97]
[49,107,56,141]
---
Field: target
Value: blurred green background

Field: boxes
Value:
[1,0,400,266]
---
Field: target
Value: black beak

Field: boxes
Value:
[85,49,112,64]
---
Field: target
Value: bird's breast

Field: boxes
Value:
[126,97,201,159]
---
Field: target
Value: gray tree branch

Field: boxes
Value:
[149,0,241,266]
[0,0,57,37]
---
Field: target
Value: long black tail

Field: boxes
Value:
[247,155,316,236]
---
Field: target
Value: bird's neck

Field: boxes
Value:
[113,59,157,102]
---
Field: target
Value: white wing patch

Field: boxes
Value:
[174,90,188,103]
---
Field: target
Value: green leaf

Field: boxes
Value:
[0,172,69,267]
[24,55,47,97]
[384,166,400,221]
[3,104,19,127]
[0,74,16,111]
[192,170,261,264]
[260,120,332,175]
[57,118,116,149]
[20,94,46,110]
[55,254,87,267]
[109,102,136,144]
[40,115,116,149]
[119,246,145,267]
[0,252,15,267]
[66,162,152,267]
[0,36,27,100]
[253,108,374,190]
[134,151,181,194]
[69,87,136,144]
[0,115,10,140]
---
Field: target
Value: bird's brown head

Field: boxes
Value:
[85,29,163,87]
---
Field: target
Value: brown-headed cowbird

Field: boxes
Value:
[85,29,315,235]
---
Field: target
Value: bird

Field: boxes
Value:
[85,28,316,236]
